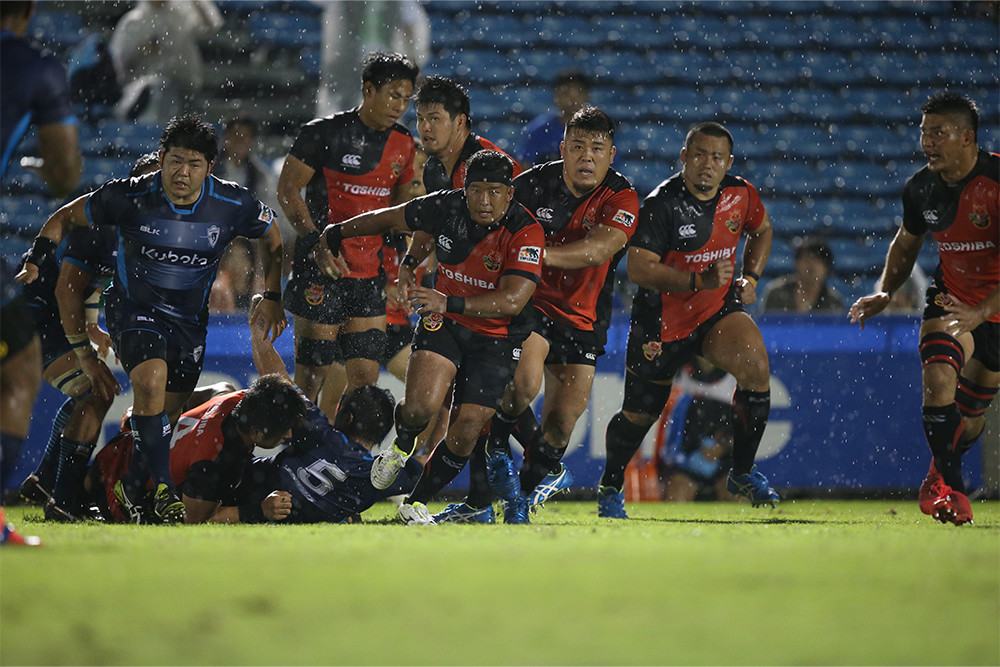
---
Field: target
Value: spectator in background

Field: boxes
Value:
[762,236,844,313]
[1,0,82,198]
[109,0,223,123]
[516,69,590,169]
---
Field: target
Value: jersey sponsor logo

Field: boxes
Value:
[938,240,997,252]
[642,340,662,361]
[258,204,275,225]
[139,224,161,236]
[140,245,210,266]
[612,209,636,228]
[678,224,697,238]
[483,251,502,272]
[341,183,391,197]
[437,235,453,251]
[684,247,735,265]
[724,211,742,234]
[422,312,443,331]
[204,225,221,248]
[518,246,542,265]
[341,154,362,169]
[305,283,325,306]
[970,205,991,229]
[535,207,554,221]
[441,266,495,289]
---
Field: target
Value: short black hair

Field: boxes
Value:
[795,236,834,268]
[565,106,615,141]
[555,68,591,90]
[361,51,420,90]
[414,76,471,124]
[922,92,979,135]
[0,1,33,20]
[464,149,514,185]
[685,121,734,154]
[130,152,160,178]
[160,113,218,164]
[334,385,395,445]
[233,374,307,438]
[224,116,258,135]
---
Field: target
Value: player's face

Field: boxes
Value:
[465,182,513,226]
[159,147,212,205]
[680,132,734,198]
[920,113,974,180]
[560,129,615,197]
[362,79,414,131]
[416,104,466,157]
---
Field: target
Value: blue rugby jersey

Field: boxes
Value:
[86,172,275,322]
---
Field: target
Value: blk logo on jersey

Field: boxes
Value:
[204,225,221,248]
[483,251,502,271]
[642,341,662,361]
[612,209,636,228]
[518,246,542,265]
[970,205,991,229]
[341,154,362,169]
[423,312,443,331]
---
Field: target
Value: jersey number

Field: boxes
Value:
[296,459,347,496]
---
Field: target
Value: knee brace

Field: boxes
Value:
[956,376,998,419]
[919,332,965,376]
[47,367,92,397]
[296,337,341,368]
[340,328,387,362]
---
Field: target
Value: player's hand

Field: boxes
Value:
[15,262,39,284]
[86,323,115,361]
[848,292,891,330]
[396,264,417,302]
[408,285,447,315]
[262,490,292,521]
[737,276,759,305]
[703,259,734,290]
[942,298,986,337]
[79,354,121,401]
[312,242,350,280]
[250,296,287,342]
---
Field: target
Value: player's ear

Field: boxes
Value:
[362,81,376,100]
[559,140,565,159]
[206,160,214,174]
[158,149,165,168]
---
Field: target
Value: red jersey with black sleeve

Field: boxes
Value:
[631,172,767,342]
[902,150,1000,322]
[514,161,640,332]
[403,189,544,338]
[169,391,251,502]
[288,108,415,278]
[424,133,523,193]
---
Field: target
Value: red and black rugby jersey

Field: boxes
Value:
[169,391,249,501]
[424,133,523,193]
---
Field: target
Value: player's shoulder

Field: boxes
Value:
[720,173,757,192]
[504,201,543,234]
[514,160,562,189]
[978,150,1000,179]
[388,120,414,140]
[206,174,264,208]
[601,167,637,196]
[644,172,685,204]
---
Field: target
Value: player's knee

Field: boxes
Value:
[340,329,386,362]
[296,337,341,368]
[48,366,92,398]
[920,332,964,382]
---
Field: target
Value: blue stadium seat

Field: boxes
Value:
[932,16,1000,50]
[589,87,644,123]
[584,51,656,87]
[614,122,683,158]
[636,85,714,121]
[472,121,522,152]
[837,87,912,123]
[467,86,515,122]
[499,85,551,118]
[603,16,677,49]
[820,162,896,197]
[248,13,321,48]
[868,16,943,49]
[810,16,875,49]
[754,161,823,198]
[466,14,532,49]
[814,199,897,235]
[664,16,742,48]
[828,238,886,276]
[80,157,132,189]
[831,126,918,161]
[513,50,580,83]
[777,89,848,123]
[767,237,795,275]
[716,52,795,87]
[28,11,83,47]
[784,52,861,87]
[937,53,998,87]
[735,15,812,50]
[766,199,819,236]
[762,125,839,161]
[648,51,721,86]
[427,13,466,49]
[0,196,49,237]
[537,16,600,48]
[859,53,930,87]
[708,88,785,124]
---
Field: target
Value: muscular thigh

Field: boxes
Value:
[541,363,595,425]
[293,316,339,342]
[403,349,457,416]
[702,311,769,390]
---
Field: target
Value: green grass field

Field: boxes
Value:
[2,499,998,666]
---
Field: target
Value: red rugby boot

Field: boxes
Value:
[918,460,951,516]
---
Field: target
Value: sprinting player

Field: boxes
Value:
[277,51,418,416]
[312,150,545,524]
[0,257,42,546]
[849,92,999,526]
[1,0,81,197]
[463,107,639,525]
[90,373,306,524]
[598,121,779,518]
[17,114,287,524]
[19,153,159,521]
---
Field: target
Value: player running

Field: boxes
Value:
[849,92,999,526]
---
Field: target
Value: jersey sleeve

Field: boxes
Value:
[84,178,132,228]
[180,460,224,501]
[239,193,278,240]
[599,188,640,237]
[62,227,109,274]
[33,55,75,126]
[741,179,767,233]
[287,120,329,171]
[631,194,673,255]
[403,191,450,234]
[502,220,544,282]
[901,178,927,236]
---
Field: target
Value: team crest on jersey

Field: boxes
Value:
[724,212,742,234]
[970,205,991,229]
[305,284,325,306]
[423,312,444,331]
[483,251,502,271]
[518,246,542,265]
[642,341,662,361]
[933,292,954,309]
[391,161,402,177]
[612,209,636,228]
[582,208,598,231]
[191,345,204,363]
[205,225,221,248]
[258,204,275,225]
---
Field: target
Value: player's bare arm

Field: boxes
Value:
[543,224,628,270]
[409,274,536,318]
[738,213,772,305]
[249,294,292,382]
[849,226,924,329]
[628,246,733,293]
[182,495,222,524]
[251,223,288,342]
[83,287,114,358]
[55,262,120,401]
[276,155,321,237]
[15,195,90,284]
[397,231,435,301]
[313,204,410,278]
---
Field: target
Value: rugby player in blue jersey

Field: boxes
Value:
[17,115,287,523]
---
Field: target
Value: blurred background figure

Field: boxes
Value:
[1,0,81,199]
[762,236,844,313]
[516,68,591,169]
[109,0,223,123]
[658,359,738,502]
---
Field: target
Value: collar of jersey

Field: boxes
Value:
[159,173,206,214]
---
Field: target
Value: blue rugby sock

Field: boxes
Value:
[35,396,77,488]
[130,412,174,492]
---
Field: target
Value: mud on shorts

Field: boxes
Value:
[411,314,522,410]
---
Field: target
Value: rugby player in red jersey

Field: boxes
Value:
[598,121,779,518]
[312,150,545,524]
[850,92,999,526]
[277,52,418,419]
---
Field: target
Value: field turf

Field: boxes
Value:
[2,499,997,666]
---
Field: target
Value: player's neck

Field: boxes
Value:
[439,130,471,174]
[357,106,389,132]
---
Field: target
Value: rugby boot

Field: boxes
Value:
[151,484,186,524]
[44,498,81,523]
[528,463,574,508]
[19,473,51,505]
[918,460,951,517]
[432,502,495,524]
[932,490,974,526]
[726,465,780,508]
[113,479,143,523]
[485,449,519,501]
[398,501,435,525]
[597,485,628,519]
[502,495,530,524]
[371,440,409,490]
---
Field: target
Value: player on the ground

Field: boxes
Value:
[452,107,639,524]
[17,114,286,524]
[849,92,999,526]
[0,0,81,197]
[312,149,545,524]
[598,121,779,518]
[277,51,418,417]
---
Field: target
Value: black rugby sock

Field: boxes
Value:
[600,412,652,490]
[0,433,24,491]
[732,389,770,476]
[512,408,542,452]
[465,435,494,509]
[52,437,94,506]
[407,442,469,504]
[486,408,519,455]
[923,403,965,492]
[519,437,565,497]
